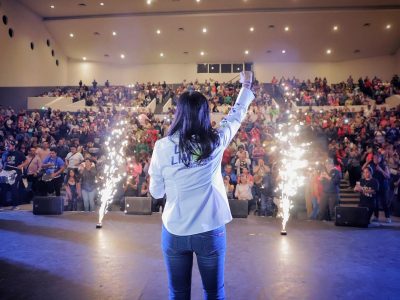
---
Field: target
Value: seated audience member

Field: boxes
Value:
[235,175,254,213]
[222,164,237,185]
[65,169,81,211]
[124,176,138,197]
[140,181,149,197]
[240,167,254,187]
[235,152,252,177]
[223,176,235,199]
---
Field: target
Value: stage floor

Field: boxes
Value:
[1,206,400,300]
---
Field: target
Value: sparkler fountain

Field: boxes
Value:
[96,117,129,229]
[275,121,310,235]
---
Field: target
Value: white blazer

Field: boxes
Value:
[149,87,254,235]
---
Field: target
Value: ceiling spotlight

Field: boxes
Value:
[69,33,74,38]
[386,24,392,29]
[147,0,152,5]
[284,26,290,31]
[120,54,125,59]
[244,50,249,55]
[202,27,207,33]
[333,25,339,31]
[50,5,55,8]
[326,49,332,54]
[250,27,254,32]
[112,31,117,36]
[200,51,205,56]
[156,29,161,34]
[100,2,104,6]
[160,52,164,57]
[196,0,201,2]
[82,57,87,61]
[282,49,286,54]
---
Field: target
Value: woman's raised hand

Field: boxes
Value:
[240,71,253,89]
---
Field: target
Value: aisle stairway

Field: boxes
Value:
[263,83,285,105]
[339,179,360,207]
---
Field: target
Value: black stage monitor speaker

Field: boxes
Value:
[125,197,152,215]
[197,64,208,73]
[335,206,369,228]
[33,196,64,215]
[209,64,220,73]
[233,64,243,73]
[244,62,253,71]
[229,199,248,218]
[221,64,232,73]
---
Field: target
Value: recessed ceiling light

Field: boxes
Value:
[50,5,55,8]
[386,24,392,29]
[196,0,201,2]
[202,27,207,33]
[363,22,371,27]
[120,54,125,59]
[250,27,254,32]
[69,33,74,38]
[268,25,275,29]
[147,0,152,5]
[333,25,339,31]
[244,50,249,55]
[160,52,164,57]
[112,31,117,36]
[104,54,109,57]
[82,57,87,61]
[282,49,286,54]
[200,51,205,56]
[326,49,332,54]
[284,26,290,31]
[100,2,104,6]
[156,29,161,34]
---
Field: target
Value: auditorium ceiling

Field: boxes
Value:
[18,0,400,64]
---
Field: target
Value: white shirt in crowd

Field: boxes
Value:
[149,87,254,235]
[65,151,84,169]
[234,183,253,200]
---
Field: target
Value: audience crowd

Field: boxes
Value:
[40,79,170,108]
[272,74,400,106]
[1,76,399,224]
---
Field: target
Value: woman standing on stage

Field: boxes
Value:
[149,72,254,300]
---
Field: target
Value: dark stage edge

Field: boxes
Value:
[1,206,400,300]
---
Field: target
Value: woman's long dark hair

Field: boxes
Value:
[168,91,220,167]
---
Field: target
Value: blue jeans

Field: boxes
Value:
[161,225,226,300]
[82,189,96,211]
[310,197,319,220]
